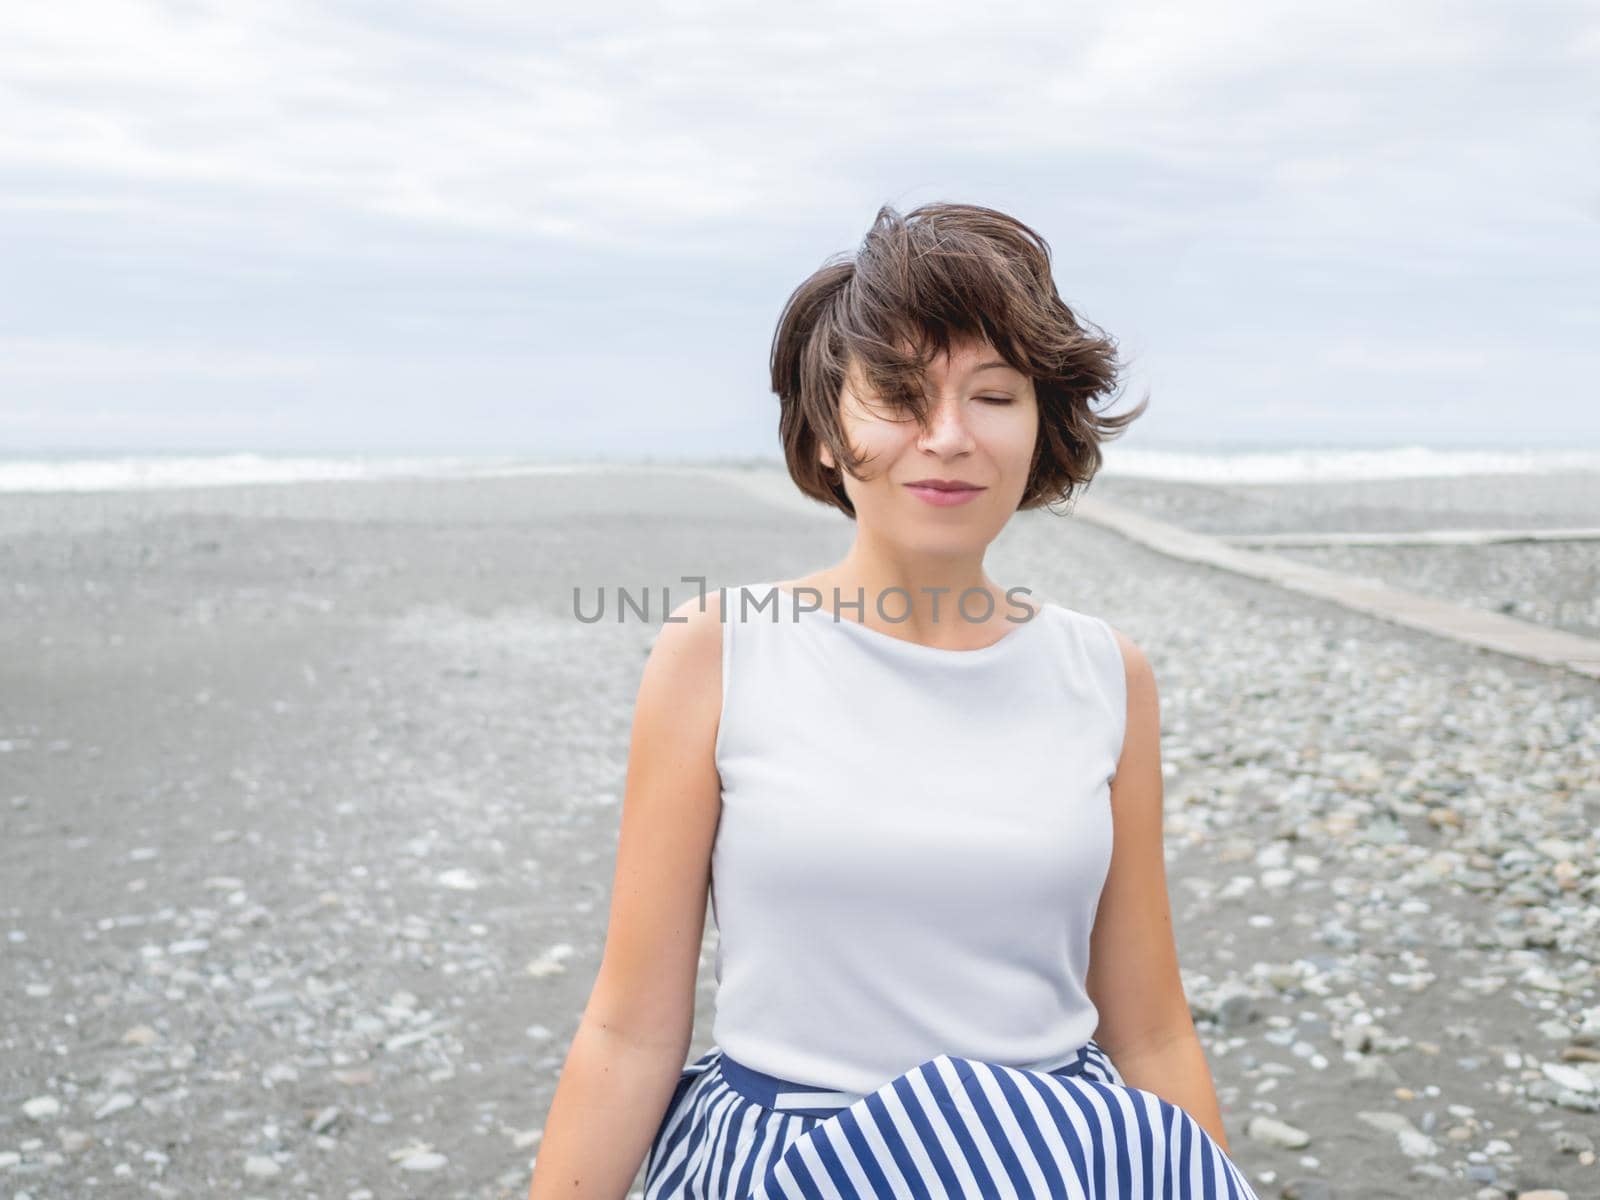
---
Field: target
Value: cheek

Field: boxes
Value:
[849,414,918,465]
[991,406,1040,466]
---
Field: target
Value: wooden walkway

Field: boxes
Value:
[1222,527,1600,548]
[1075,497,1600,682]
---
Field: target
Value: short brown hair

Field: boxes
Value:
[770,202,1145,518]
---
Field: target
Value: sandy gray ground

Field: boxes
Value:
[2,465,1597,1199]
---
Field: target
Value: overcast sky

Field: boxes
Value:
[2,1,1596,457]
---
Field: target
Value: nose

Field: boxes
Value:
[915,394,976,457]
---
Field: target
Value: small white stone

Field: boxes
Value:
[1245,1115,1310,1149]
[23,1095,61,1120]
[1398,1128,1438,1158]
[525,943,575,978]
[94,1092,135,1120]
[243,1154,281,1178]
[1541,1062,1597,1093]
[399,1151,448,1171]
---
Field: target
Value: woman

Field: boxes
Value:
[527,203,1261,1199]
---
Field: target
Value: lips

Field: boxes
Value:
[904,479,987,507]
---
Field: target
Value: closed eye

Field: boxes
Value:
[978,396,1015,405]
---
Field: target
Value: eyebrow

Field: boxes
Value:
[971,360,1016,374]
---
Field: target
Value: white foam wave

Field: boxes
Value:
[1098,444,1600,484]
[0,454,596,493]
[1,445,1596,493]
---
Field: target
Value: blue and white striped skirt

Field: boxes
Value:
[642,1039,1260,1198]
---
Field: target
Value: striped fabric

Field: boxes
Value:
[642,1039,1260,1199]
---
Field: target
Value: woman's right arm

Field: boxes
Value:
[526,592,726,1198]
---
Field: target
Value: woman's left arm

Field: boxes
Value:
[1083,627,1235,1154]
[1109,1029,1233,1154]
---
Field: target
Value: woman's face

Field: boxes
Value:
[819,337,1039,550]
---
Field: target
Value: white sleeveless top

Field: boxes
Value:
[708,581,1128,1094]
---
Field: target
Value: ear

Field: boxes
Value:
[818,442,836,471]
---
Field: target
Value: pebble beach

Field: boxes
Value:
[1,462,1597,1200]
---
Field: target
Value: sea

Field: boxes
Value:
[1,444,1599,493]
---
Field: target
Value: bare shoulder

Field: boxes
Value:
[653,588,726,653]
[641,589,726,710]
[1100,621,1157,697]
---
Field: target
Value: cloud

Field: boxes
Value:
[1,0,1596,450]
[1319,339,1498,376]
[2,1,1581,247]
[0,336,318,379]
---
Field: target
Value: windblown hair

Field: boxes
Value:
[770,202,1146,518]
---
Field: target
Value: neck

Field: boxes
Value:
[792,549,1030,640]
